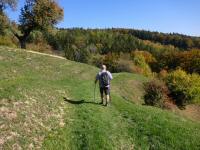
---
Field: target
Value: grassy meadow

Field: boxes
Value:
[0,46,200,150]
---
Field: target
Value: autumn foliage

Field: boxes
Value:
[166,69,200,107]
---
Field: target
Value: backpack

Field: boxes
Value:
[100,72,109,87]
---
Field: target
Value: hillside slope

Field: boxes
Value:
[0,46,200,150]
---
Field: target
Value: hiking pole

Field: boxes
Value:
[94,83,96,101]
[109,92,111,103]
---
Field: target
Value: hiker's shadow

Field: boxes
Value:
[63,97,100,105]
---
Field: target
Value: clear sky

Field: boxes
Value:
[6,0,200,36]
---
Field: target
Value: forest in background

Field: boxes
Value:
[32,28,200,74]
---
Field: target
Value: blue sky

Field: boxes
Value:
[6,0,200,36]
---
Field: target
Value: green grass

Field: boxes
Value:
[0,46,200,150]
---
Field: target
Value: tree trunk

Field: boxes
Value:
[12,30,30,49]
[19,38,26,49]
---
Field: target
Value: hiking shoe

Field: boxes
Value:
[107,103,111,107]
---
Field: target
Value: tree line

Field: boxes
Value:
[44,28,199,74]
[128,29,200,50]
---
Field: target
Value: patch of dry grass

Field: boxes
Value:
[0,47,73,149]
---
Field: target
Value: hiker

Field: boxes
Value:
[95,65,113,106]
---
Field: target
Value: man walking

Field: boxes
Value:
[95,65,113,106]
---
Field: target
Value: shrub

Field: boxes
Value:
[27,30,44,43]
[158,69,168,79]
[74,48,90,63]
[189,74,200,104]
[132,54,152,76]
[64,46,90,63]
[26,42,53,53]
[144,79,170,108]
[178,50,200,74]
[115,59,135,73]
[109,53,135,73]
[102,52,119,72]
[90,53,135,73]
[166,69,200,107]
[88,54,104,68]
[0,35,17,47]
[0,12,8,35]
[130,50,156,64]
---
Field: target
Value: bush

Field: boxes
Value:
[90,53,136,73]
[132,54,152,76]
[0,12,8,35]
[144,79,170,108]
[26,42,54,53]
[64,46,90,63]
[178,50,200,74]
[130,50,156,64]
[190,74,200,104]
[0,35,17,47]
[158,69,168,79]
[74,48,90,63]
[166,69,200,107]
[27,30,44,43]
[115,59,135,73]
[88,54,104,68]
[101,53,119,72]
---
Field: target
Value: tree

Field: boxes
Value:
[0,11,8,34]
[0,0,17,11]
[0,0,17,34]
[178,50,200,74]
[12,0,63,48]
